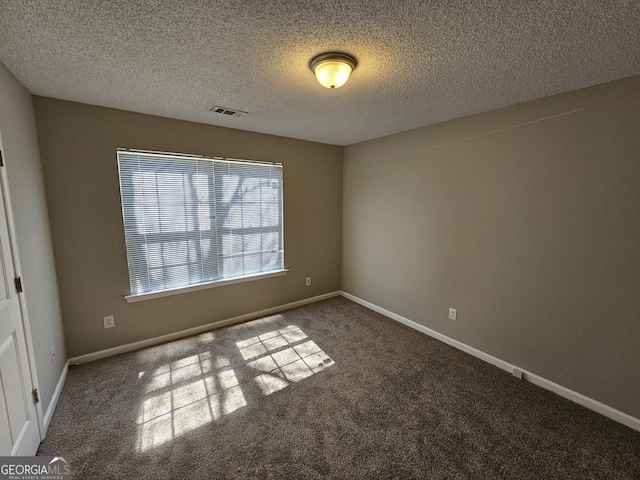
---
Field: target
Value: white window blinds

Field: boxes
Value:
[117,150,284,296]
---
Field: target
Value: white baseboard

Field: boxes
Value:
[44,360,69,431]
[68,291,341,365]
[340,291,640,433]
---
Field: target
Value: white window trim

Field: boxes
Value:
[118,148,285,302]
[124,268,289,303]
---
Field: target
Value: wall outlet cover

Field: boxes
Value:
[103,315,115,329]
[448,308,457,321]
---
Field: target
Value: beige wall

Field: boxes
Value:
[33,98,342,358]
[342,75,640,418]
[0,63,67,412]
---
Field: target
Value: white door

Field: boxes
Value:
[0,138,41,455]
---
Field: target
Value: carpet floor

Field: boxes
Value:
[38,297,640,479]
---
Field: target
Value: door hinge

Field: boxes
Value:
[32,388,40,404]
[15,277,23,293]
[0,150,3,167]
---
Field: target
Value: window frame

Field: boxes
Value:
[117,149,288,303]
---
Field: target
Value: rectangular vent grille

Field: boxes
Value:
[210,106,248,117]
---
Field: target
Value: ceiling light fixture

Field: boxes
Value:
[309,52,357,89]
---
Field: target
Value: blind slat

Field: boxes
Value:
[117,151,284,296]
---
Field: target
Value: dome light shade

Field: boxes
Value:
[309,52,357,89]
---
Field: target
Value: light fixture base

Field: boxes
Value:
[309,52,358,73]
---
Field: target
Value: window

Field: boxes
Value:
[117,149,285,300]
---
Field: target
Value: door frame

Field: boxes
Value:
[0,129,46,442]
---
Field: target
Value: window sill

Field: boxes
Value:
[124,269,289,303]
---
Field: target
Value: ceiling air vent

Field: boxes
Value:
[210,106,248,117]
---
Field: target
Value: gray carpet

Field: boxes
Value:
[38,297,640,479]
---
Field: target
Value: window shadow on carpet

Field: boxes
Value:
[135,319,335,451]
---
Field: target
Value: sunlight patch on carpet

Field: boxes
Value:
[240,326,335,396]
[136,352,246,452]
[136,324,333,451]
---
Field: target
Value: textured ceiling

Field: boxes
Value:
[1,1,639,146]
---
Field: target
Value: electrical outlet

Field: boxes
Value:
[103,315,115,329]
[305,277,312,287]
[49,347,55,364]
[448,308,457,321]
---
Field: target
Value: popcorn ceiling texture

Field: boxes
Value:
[0,1,639,146]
